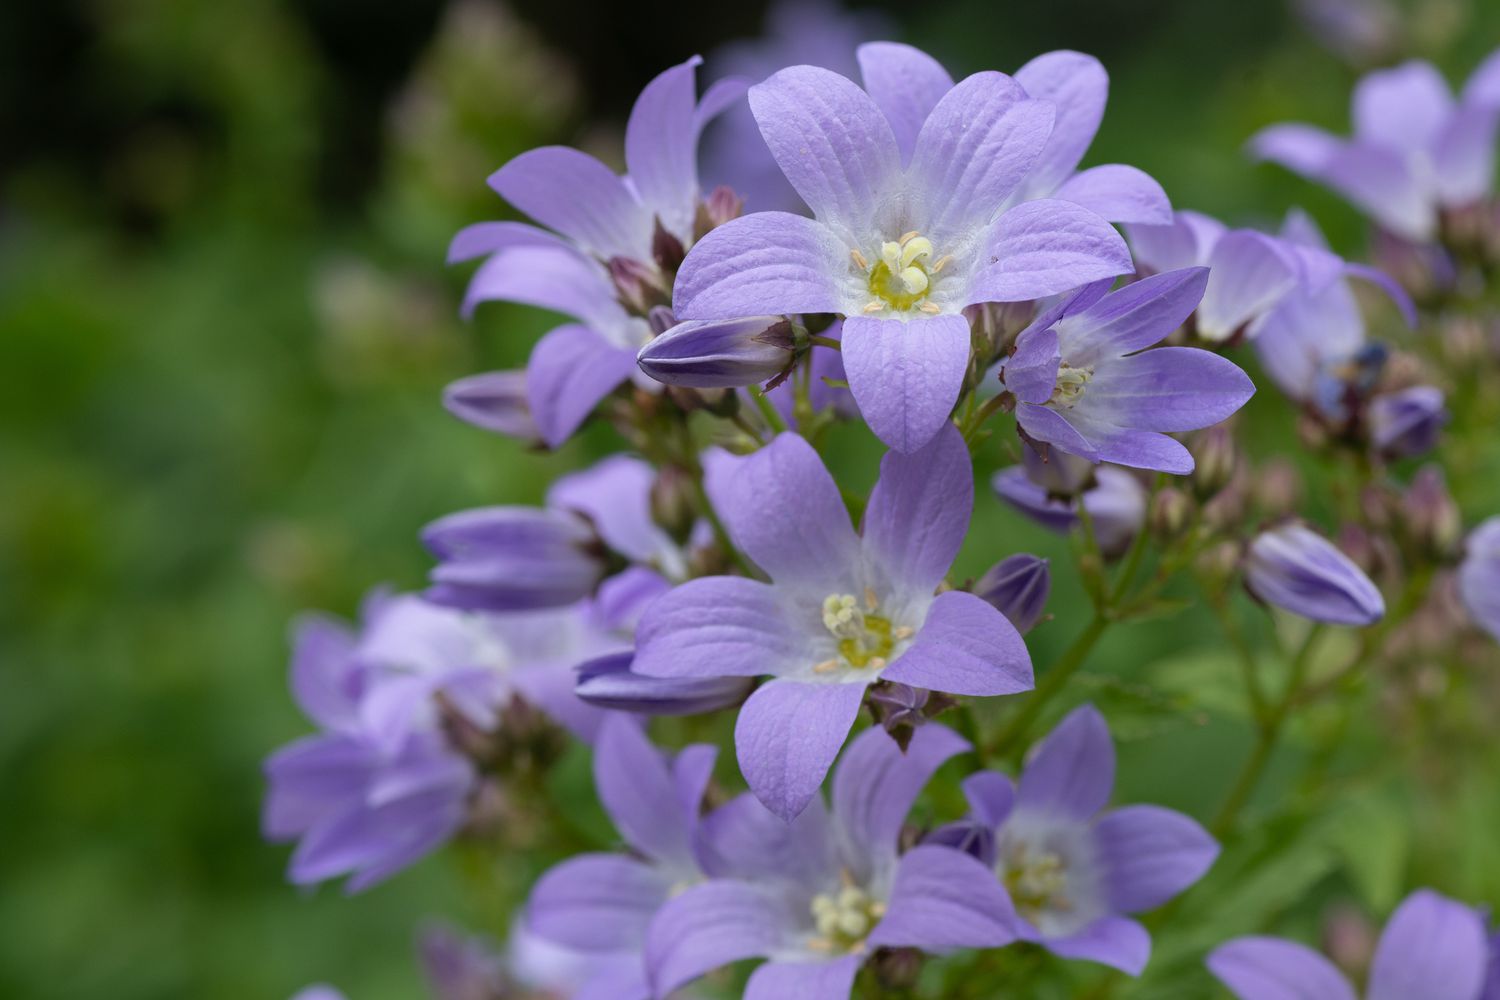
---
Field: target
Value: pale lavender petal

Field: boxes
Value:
[526,325,637,448]
[1013,50,1107,198]
[856,41,954,162]
[626,57,705,238]
[1198,231,1299,339]
[1053,164,1173,225]
[1095,805,1219,913]
[443,370,537,440]
[1367,889,1488,1000]
[1352,60,1454,153]
[1017,704,1114,820]
[861,422,973,597]
[963,770,1017,828]
[488,147,648,260]
[1322,142,1434,241]
[882,590,1034,697]
[1127,210,1226,273]
[747,65,902,231]
[1460,518,1500,642]
[841,313,971,453]
[1248,123,1344,177]
[1014,403,1103,464]
[867,845,1017,951]
[646,881,787,994]
[461,243,621,325]
[527,854,668,951]
[593,567,671,631]
[1081,347,1255,433]
[575,653,755,716]
[1045,916,1151,975]
[1250,279,1365,401]
[975,199,1133,303]
[745,957,863,1000]
[1344,263,1417,326]
[423,507,601,612]
[546,455,663,564]
[992,466,1082,534]
[1051,266,1210,363]
[262,735,369,839]
[512,663,609,744]
[673,212,844,320]
[632,576,804,680]
[1464,48,1500,107]
[696,791,836,884]
[694,75,751,131]
[1434,103,1500,205]
[735,678,867,822]
[1001,326,1062,405]
[447,220,570,264]
[909,72,1053,236]
[594,714,694,865]
[289,613,359,731]
[1207,937,1358,1000]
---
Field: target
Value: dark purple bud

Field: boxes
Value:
[608,256,670,315]
[651,218,686,273]
[637,317,796,388]
[694,185,743,241]
[1403,465,1463,559]
[441,370,537,440]
[1245,523,1385,625]
[1370,385,1449,460]
[1460,518,1500,643]
[574,652,753,715]
[646,305,677,336]
[422,507,605,611]
[974,554,1050,634]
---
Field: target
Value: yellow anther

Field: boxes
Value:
[863,301,886,313]
[930,254,954,274]
[850,248,870,270]
[919,302,942,314]
[898,230,920,246]
[813,658,840,674]
[894,625,915,640]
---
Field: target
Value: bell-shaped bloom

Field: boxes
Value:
[975,554,1052,634]
[1209,888,1491,1000]
[1244,523,1385,626]
[1370,385,1449,460]
[442,369,538,441]
[424,455,685,612]
[998,267,1255,473]
[993,464,1148,558]
[673,49,1132,452]
[1249,52,1500,241]
[450,58,747,447]
[646,724,1018,1000]
[1460,517,1500,643]
[636,315,796,388]
[633,426,1033,820]
[926,705,1219,975]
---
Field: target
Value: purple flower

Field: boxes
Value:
[1209,888,1491,1000]
[291,988,345,1000]
[1369,385,1449,460]
[525,716,717,1000]
[1244,523,1385,626]
[634,426,1033,820]
[418,923,509,1000]
[929,706,1218,975]
[425,455,684,612]
[1460,517,1500,643]
[673,48,1133,452]
[442,370,538,441]
[1250,53,1500,241]
[450,58,747,447]
[992,464,1148,558]
[635,315,796,388]
[975,554,1052,634]
[998,267,1254,474]
[645,724,1018,1000]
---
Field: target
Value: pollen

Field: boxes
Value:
[1049,365,1095,408]
[1002,841,1072,923]
[855,230,944,313]
[808,877,885,955]
[820,593,899,670]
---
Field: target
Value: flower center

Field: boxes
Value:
[853,231,951,315]
[1049,365,1093,408]
[818,592,908,673]
[1001,840,1072,924]
[808,876,885,955]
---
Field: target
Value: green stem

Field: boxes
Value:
[808,335,842,350]
[747,385,789,435]
[991,614,1109,757]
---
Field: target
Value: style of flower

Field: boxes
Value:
[450,58,747,447]
[1244,522,1385,626]
[646,723,1018,1000]
[633,425,1033,821]
[929,706,1216,974]
[672,46,1133,452]
[1250,51,1500,242]
[1209,888,1492,1000]
[1459,517,1500,643]
[525,715,717,1000]
[998,267,1255,474]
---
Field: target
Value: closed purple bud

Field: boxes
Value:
[442,370,538,440]
[974,554,1050,633]
[574,651,754,715]
[1245,523,1385,625]
[422,507,604,611]
[637,316,796,388]
[1370,385,1449,460]
[1459,517,1500,643]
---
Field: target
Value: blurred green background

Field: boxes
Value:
[4,1,1500,997]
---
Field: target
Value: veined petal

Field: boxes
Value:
[636,316,795,389]
[594,715,696,867]
[632,576,805,680]
[1207,937,1358,1000]
[735,678,867,822]
[1081,347,1255,433]
[1366,889,1488,1000]
[626,56,705,239]
[488,146,649,260]
[882,590,1033,697]
[1053,164,1173,225]
[673,212,845,320]
[975,200,1133,304]
[696,791,836,885]
[856,41,954,162]
[1045,916,1151,975]
[1015,403,1103,464]
[1048,408,1196,474]
[525,324,637,449]
[645,880,786,995]
[1017,704,1114,820]
[461,243,625,330]
[1096,805,1219,913]
[861,422,973,598]
[867,845,1017,951]
[526,853,668,951]
[841,313,971,454]
[1052,266,1210,366]
[745,957,863,1000]
[1013,50,1108,199]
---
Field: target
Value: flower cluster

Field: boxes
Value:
[268,19,1500,1000]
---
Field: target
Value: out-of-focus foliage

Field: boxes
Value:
[3,1,1499,998]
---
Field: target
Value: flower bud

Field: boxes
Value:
[422,507,605,611]
[1196,540,1243,591]
[574,651,754,715]
[694,185,744,241]
[650,465,699,543]
[1251,458,1301,519]
[1459,521,1500,642]
[974,554,1051,633]
[1244,523,1385,625]
[651,218,686,273]
[1189,424,1237,498]
[1150,487,1193,541]
[993,465,1146,559]
[1402,465,1463,560]
[441,370,538,440]
[637,316,796,388]
[608,255,670,314]
[1369,385,1449,461]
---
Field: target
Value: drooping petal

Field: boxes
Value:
[747,65,903,233]
[745,957,863,1000]
[594,715,696,866]
[1366,889,1489,1000]
[1198,231,1299,340]
[526,325,637,448]
[1053,164,1173,225]
[1352,60,1455,154]
[1045,916,1151,975]
[909,72,1054,236]
[526,853,668,951]
[625,56,705,239]
[1014,403,1104,464]
[832,723,970,877]
[1016,704,1115,821]
[1095,805,1219,913]
[974,199,1133,304]
[1013,50,1108,198]
[861,422,973,598]
[841,313,971,453]
[645,881,788,995]
[735,678,868,822]
[1081,347,1255,433]
[547,455,668,566]
[856,41,954,162]
[881,590,1034,697]
[632,576,805,679]
[673,211,846,320]
[867,845,1017,951]
[488,147,649,260]
[461,243,623,327]
[1207,937,1358,1000]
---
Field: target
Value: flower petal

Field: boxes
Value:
[1126,210,1226,273]
[696,791,836,885]
[461,243,623,326]
[1366,889,1488,1000]
[861,422,973,598]
[1014,404,1104,464]
[1052,266,1210,364]
[1013,50,1107,199]
[841,313,971,453]
[443,370,537,440]
[1322,142,1434,241]
[745,957,863,1000]
[673,212,845,320]
[1434,103,1500,206]
[856,41,954,162]
[882,590,1034,697]
[594,715,696,867]
[1053,164,1173,225]
[1352,60,1454,154]
[1095,805,1219,913]
[637,316,795,389]
[1198,231,1299,340]
[1081,347,1255,433]
[975,199,1133,304]
[646,881,787,995]
[1045,916,1151,975]
[625,57,705,239]
[868,845,1017,952]
[526,853,668,951]
[1016,704,1114,820]
[632,576,804,679]
[1001,326,1062,405]
[488,146,649,260]
[289,613,359,732]
[547,456,671,566]
[736,678,867,822]
[575,653,755,716]
[447,220,571,264]
[963,771,1017,828]
[1207,937,1358,1000]
[526,324,637,448]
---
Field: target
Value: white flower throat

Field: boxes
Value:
[852,230,953,314]
[815,589,913,674]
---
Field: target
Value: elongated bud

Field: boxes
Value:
[1244,523,1385,625]
[1369,385,1449,460]
[574,651,754,715]
[1150,487,1193,541]
[1459,518,1500,642]
[974,554,1050,633]
[637,316,796,388]
[694,185,743,241]
[422,507,605,611]
[608,255,670,314]
[1189,425,1237,498]
[441,370,537,440]
[1403,465,1463,560]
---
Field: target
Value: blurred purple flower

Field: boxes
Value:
[1245,523,1385,626]
[992,464,1148,558]
[1460,517,1500,643]
[291,988,346,1000]
[1369,385,1449,460]
[442,370,538,441]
